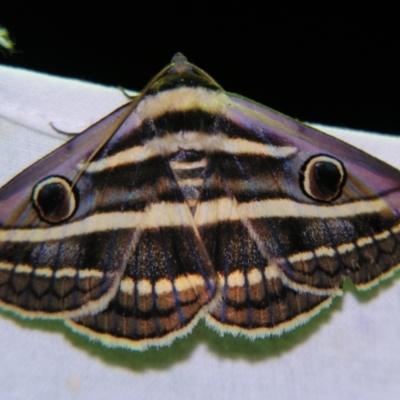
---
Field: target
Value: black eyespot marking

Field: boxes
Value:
[300,155,346,202]
[32,176,78,223]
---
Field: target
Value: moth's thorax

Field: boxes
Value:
[146,53,221,94]
[135,84,227,216]
[135,62,225,216]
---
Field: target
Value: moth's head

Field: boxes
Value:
[144,53,222,94]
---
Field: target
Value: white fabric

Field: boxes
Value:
[0,65,399,400]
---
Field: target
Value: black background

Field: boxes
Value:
[1,3,399,134]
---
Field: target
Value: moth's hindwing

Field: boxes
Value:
[1,53,399,349]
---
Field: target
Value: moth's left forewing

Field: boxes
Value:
[0,55,224,349]
[225,95,400,293]
[0,102,142,318]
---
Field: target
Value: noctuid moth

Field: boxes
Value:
[0,53,400,351]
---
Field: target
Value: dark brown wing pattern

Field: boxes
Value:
[0,53,400,350]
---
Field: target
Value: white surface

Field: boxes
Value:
[0,64,399,400]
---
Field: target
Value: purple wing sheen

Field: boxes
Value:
[0,101,141,317]
[202,96,400,336]
[197,92,400,336]
[228,96,400,200]
[209,94,400,295]
[0,101,139,226]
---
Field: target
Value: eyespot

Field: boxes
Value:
[300,155,346,202]
[32,176,78,223]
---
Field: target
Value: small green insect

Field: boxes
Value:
[0,25,15,52]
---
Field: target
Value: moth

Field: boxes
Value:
[0,53,399,351]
